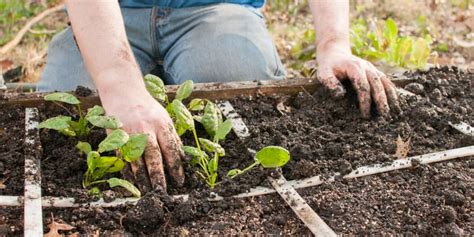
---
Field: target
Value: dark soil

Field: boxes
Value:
[231,66,473,181]
[0,207,23,236]
[0,105,25,195]
[1,66,472,235]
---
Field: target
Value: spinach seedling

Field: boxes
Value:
[77,129,148,197]
[227,146,290,178]
[38,92,121,136]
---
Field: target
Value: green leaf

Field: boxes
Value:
[96,156,125,173]
[188,98,205,111]
[256,146,290,168]
[199,138,225,157]
[207,157,218,174]
[87,151,100,171]
[172,99,195,136]
[98,129,129,153]
[384,18,398,43]
[227,168,243,178]
[183,146,208,165]
[214,119,232,142]
[144,74,167,102]
[410,37,430,68]
[200,101,221,138]
[89,186,101,197]
[120,133,148,162]
[87,115,122,129]
[175,80,194,101]
[107,178,141,197]
[38,115,72,131]
[44,92,81,105]
[396,37,413,66]
[76,141,92,155]
[85,105,105,118]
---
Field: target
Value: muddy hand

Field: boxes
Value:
[316,47,400,118]
[102,88,185,194]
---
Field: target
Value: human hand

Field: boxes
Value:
[316,44,401,118]
[100,88,184,193]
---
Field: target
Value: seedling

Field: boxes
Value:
[38,92,121,136]
[77,129,147,197]
[227,146,290,178]
[145,75,233,188]
[145,75,290,188]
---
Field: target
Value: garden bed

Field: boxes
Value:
[0,66,472,235]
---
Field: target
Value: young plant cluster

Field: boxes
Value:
[351,18,432,68]
[291,18,432,75]
[39,93,145,197]
[144,75,290,189]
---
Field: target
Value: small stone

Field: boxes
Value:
[445,191,466,206]
[405,83,425,95]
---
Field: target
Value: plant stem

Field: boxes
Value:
[88,179,107,186]
[230,161,260,179]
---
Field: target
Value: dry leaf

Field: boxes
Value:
[275,96,292,114]
[395,135,411,159]
[44,214,75,237]
[0,177,8,189]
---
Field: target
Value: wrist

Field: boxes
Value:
[316,34,351,55]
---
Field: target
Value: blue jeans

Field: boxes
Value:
[37,4,286,92]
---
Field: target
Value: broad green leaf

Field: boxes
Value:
[227,168,243,177]
[76,141,92,155]
[107,178,141,197]
[256,146,290,168]
[188,98,205,111]
[214,119,232,142]
[120,133,148,162]
[200,102,221,138]
[44,92,80,105]
[87,151,100,171]
[98,129,129,153]
[175,80,193,101]
[38,116,72,131]
[86,105,105,118]
[96,157,125,173]
[199,138,225,157]
[144,74,167,102]
[172,100,195,136]
[87,115,122,129]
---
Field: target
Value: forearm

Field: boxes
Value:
[309,0,351,54]
[65,0,146,97]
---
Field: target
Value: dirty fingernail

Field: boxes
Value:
[331,86,346,98]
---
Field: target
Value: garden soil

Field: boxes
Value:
[0,66,472,235]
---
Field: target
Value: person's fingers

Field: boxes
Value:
[156,121,185,187]
[129,157,153,193]
[366,69,389,116]
[143,134,167,193]
[317,67,346,97]
[346,65,372,118]
[379,72,402,114]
